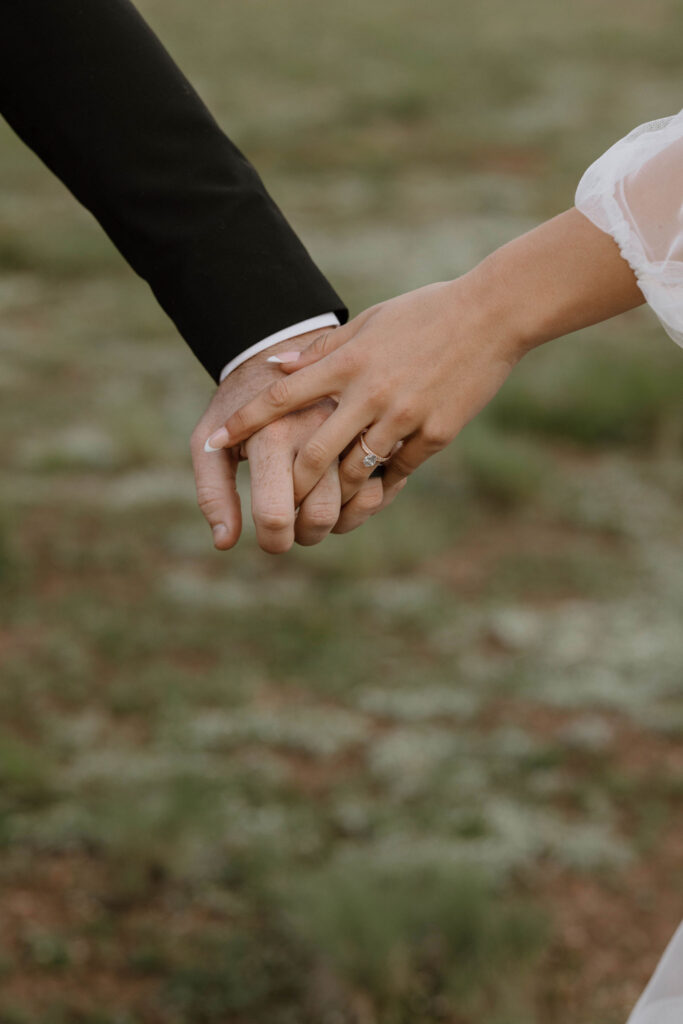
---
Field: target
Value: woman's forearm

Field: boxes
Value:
[466,207,645,359]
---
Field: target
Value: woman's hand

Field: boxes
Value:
[205,276,524,508]
[204,208,646,514]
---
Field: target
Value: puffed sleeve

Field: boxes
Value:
[575,109,683,347]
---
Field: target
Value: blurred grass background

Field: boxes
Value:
[0,1,682,1022]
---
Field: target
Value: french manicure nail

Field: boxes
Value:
[267,351,301,364]
[205,427,230,452]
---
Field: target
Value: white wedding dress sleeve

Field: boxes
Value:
[576,112,682,1024]
[626,923,683,1024]
[575,108,683,347]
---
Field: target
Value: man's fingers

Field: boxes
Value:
[191,441,242,550]
[295,462,342,547]
[332,477,384,534]
[247,431,296,554]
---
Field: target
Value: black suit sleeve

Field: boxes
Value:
[0,0,347,381]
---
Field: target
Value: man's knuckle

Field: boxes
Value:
[303,501,338,528]
[261,417,290,442]
[196,486,222,515]
[255,508,292,533]
[340,460,368,484]
[358,489,383,514]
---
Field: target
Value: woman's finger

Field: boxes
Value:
[267,324,354,373]
[291,400,374,504]
[205,356,352,451]
[295,461,342,547]
[338,428,405,505]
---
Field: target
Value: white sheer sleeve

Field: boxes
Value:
[626,922,683,1024]
[575,109,683,347]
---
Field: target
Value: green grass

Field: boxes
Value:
[489,332,683,448]
[0,0,681,1021]
[280,864,547,1020]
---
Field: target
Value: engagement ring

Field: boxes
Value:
[360,430,391,468]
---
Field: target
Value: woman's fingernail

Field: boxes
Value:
[267,351,301,364]
[204,427,230,452]
[212,523,228,544]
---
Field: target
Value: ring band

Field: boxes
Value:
[359,430,392,468]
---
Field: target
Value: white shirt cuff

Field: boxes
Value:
[218,313,340,382]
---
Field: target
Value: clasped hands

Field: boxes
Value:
[190,326,393,553]
[191,275,522,554]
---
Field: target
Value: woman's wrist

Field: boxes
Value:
[447,259,532,370]
[460,208,645,363]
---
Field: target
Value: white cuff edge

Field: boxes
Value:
[218,313,340,382]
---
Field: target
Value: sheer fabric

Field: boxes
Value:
[626,923,683,1024]
[575,109,683,346]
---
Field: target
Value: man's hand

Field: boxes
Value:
[190,330,386,553]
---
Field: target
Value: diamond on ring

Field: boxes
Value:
[359,430,391,468]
